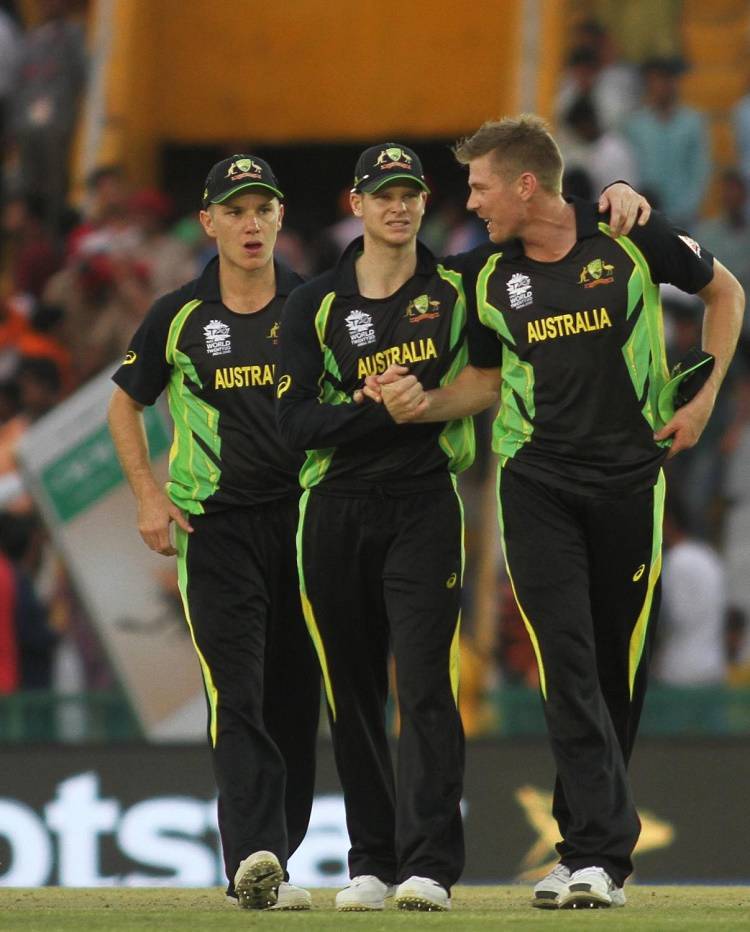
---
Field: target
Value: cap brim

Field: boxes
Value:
[208,181,284,205]
[357,174,430,194]
[657,349,714,423]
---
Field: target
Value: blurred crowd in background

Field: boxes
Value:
[1,0,750,738]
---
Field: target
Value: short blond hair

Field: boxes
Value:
[454,115,563,193]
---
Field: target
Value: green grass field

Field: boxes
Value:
[2,886,750,931]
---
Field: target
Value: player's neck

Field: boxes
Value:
[355,237,418,299]
[521,197,577,262]
[218,257,276,313]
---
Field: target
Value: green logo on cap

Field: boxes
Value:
[226,158,263,178]
[375,147,413,167]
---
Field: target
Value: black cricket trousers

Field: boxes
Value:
[175,497,320,888]
[297,477,465,891]
[498,465,665,886]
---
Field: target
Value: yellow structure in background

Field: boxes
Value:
[75,0,565,189]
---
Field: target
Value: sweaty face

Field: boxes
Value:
[200,191,283,272]
[466,153,525,244]
[350,183,426,246]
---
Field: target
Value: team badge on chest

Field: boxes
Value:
[345,309,376,347]
[506,273,533,309]
[204,320,232,356]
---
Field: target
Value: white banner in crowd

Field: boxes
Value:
[16,369,205,739]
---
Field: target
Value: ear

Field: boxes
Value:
[518,172,538,201]
[277,202,285,230]
[350,191,363,217]
[199,208,217,239]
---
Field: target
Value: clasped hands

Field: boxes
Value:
[353,364,428,422]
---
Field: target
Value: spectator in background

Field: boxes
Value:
[731,78,750,185]
[8,0,87,235]
[0,6,21,213]
[2,192,61,299]
[67,164,133,260]
[558,94,639,196]
[693,170,750,319]
[624,57,711,228]
[556,21,639,132]
[127,188,197,298]
[653,494,728,686]
[0,511,59,691]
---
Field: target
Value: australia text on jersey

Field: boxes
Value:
[527,307,612,344]
[357,337,438,378]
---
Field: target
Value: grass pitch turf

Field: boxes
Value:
[2,886,750,930]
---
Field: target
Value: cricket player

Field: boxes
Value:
[367,116,744,909]
[275,141,648,911]
[108,155,320,910]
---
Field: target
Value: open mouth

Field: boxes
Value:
[243,241,263,255]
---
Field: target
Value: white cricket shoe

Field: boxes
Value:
[558,866,626,909]
[233,850,284,909]
[532,863,571,909]
[267,881,312,910]
[335,875,396,911]
[394,875,451,911]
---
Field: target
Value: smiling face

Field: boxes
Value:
[466,152,531,244]
[350,182,427,247]
[199,191,283,272]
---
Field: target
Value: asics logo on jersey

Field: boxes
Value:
[632,564,646,582]
[446,572,457,589]
[276,374,292,399]
[122,351,137,365]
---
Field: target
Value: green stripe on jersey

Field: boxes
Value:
[602,223,671,438]
[437,264,475,474]
[476,253,535,463]
[164,300,222,513]
[628,468,665,697]
[299,292,346,488]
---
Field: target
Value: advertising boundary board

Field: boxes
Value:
[0,738,748,886]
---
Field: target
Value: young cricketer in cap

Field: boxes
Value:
[108,156,320,910]
[367,115,744,910]
[275,141,648,912]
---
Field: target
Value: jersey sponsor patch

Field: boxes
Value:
[678,235,702,258]
[506,273,533,309]
[345,309,376,347]
[204,319,231,356]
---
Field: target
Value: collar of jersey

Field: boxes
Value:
[332,235,438,297]
[193,255,304,303]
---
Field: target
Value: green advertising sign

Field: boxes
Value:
[40,409,170,523]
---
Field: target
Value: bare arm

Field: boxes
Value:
[107,387,192,556]
[380,364,500,424]
[655,260,745,457]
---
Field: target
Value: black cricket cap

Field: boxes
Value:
[351,143,430,194]
[201,154,283,208]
